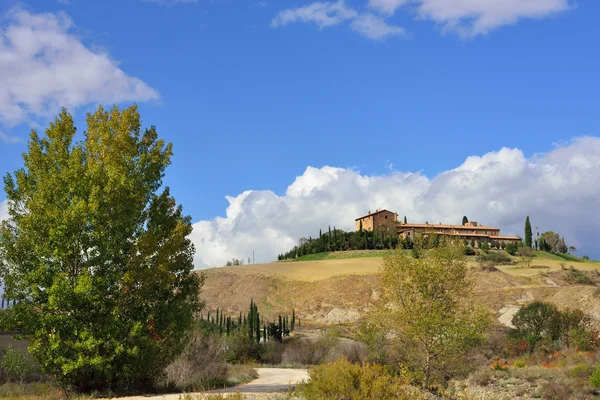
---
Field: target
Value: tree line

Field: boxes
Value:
[278,224,404,260]
[200,299,297,343]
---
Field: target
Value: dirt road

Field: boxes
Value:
[213,368,308,393]
[113,368,309,400]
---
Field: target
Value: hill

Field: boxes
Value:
[199,250,600,329]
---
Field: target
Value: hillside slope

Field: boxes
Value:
[199,252,600,328]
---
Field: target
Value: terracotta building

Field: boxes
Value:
[355,209,398,232]
[356,210,521,247]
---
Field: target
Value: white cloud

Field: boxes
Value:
[271,1,357,28]
[350,13,407,39]
[191,137,600,268]
[0,200,8,224]
[369,0,573,37]
[0,8,159,127]
[0,132,22,144]
[271,1,405,40]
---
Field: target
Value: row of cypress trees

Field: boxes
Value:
[199,299,298,343]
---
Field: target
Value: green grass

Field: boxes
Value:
[284,249,402,262]
[534,251,596,263]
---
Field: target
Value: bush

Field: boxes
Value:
[224,332,260,364]
[566,267,595,285]
[505,243,518,256]
[477,252,512,266]
[0,346,36,383]
[512,302,559,344]
[463,247,477,256]
[590,365,600,388]
[282,339,317,365]
[297,358,416,400]
[258,341,284,365]
[163,331,228,391]
[541,380,573,399]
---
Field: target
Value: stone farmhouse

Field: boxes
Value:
[355,209,521,247]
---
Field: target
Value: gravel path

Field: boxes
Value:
[112,368,309,400]
[213,368,308,394]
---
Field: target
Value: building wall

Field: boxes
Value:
[356,216,374,231]
[373,211,397,230]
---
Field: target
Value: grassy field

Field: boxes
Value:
[224,250,599,281]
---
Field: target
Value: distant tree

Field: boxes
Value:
[525,216,533,248]
[319,229,322,238]
[519,246,535,268]
[359,220,363,232]
[378,241,490,388]
[404,216,407,224]
[462,216,469,225]
[539,231,567,253]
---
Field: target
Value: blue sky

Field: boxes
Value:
[1,0,599,266]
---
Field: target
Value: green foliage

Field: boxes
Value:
[464,247,477,256]
[477,251,512,266]
[357,321,387,363]
[525,216,533,248]
[224,331,260,364]
[278,226,400,260]
[511,302,595,351]
[462,216,469,225]
[505,243,518,256]
[297,358,415,400]
[512,302,558,344]
[0,346,35,383]
[590,365,600,389]
[378,243,491,388]
[0,106,202,392]
[539,231,568,253]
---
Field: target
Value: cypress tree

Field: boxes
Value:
[525,216,533,248]
[319,229,322,238]
[264,325,267,342]
[462,216,468,225]
[404,216,407,224]
[255,312,261,343]
[359,220,363,232]
[291,309,295,332]
[278,315,282,338]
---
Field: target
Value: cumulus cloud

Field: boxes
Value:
[0,8,159,127]
[271,0,405,40]
[271,1,357,28]
[369,0,573,37]
[191,137,600,268]
[0,132,22,144]
[350,13,407,39]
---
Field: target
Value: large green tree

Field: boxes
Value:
[525,216,533,248]
[0,106,202,392]
[378,239,490,388]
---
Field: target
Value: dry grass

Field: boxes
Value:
[206,252,598,282]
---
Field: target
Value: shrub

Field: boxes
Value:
[163,331,228,391]
[463,247,477,256]
[470,368,493,386]
[505,243,518,256]
[566,267,595,285]
[282,340,317,365]
[224,332,260,364]
[297,358,416,400]
[515,360,526,368]
[477,252,512,266]
[590,365,600,388]
[541,380,573,399]
[0,346,35,383]
[259,341,284,365]
[512,302,558,344]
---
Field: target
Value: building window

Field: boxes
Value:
[385,215,388,219]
